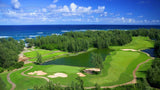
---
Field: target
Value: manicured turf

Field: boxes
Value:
[29,52,68,62]
[0,72,12,90]
[0,36,154,89]
[110,36,154,50]
[23,50,151,87]
[24,63,83,76]
[24,63,84,85]
[10,67,48,90]
[81,51,151,86]
[24,49,53,58]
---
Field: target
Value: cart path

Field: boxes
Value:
[7,66,49,90]
[7,70,16,90]
[7,49,154,90]
[85,49,154,89]
[85,57,154,89]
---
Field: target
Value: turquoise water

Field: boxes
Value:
[42,48,111,67]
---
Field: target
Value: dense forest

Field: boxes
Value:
[26,30,132,52]
[26,28,160,53]
[0,38,24,72]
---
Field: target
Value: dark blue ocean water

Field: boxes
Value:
[0,25,160,40]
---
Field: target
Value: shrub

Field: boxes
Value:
[13,61,24,69]
[0,67,4,73]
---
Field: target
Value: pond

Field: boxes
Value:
[42,48,111,67]
[141,48,155,57]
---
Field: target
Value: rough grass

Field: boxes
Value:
[10,67,47,90]
[0,72,12,90]
[136,59,153,78]
[110,36,154,50]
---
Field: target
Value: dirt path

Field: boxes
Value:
[21,66,50,82]
[7,67,26,90]
[7,70,17,90]
[84,49,154,89]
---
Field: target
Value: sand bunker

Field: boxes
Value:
[121,49,137,52]
[77,72,86,77]
[28,71,47,75]
[48,73,68,78]
[83,68,101,74]
[84,68,100,72]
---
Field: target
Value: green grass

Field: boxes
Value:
[81,51,151,86]
[24,49,53,58]
[0,36,154,89]
[110,36,154,50]
[29,52,68,62]
[23,63,84,85]
[24,64,83,75]
[10,67,48,90]
[23,50,151,87]
[0,72,12,90]
[136,59,153,78]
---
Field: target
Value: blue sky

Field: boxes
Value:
[0,0,160,25]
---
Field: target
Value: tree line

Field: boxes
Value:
[26,30,132,52]
[0,38,24,72]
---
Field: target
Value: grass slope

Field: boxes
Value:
[10,67,47,90]
[110,36,154,50]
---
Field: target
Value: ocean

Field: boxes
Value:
[0,25,160,40]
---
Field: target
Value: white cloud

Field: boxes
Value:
[77,6,92,13]
[49,4,56,8]
[42,8,47,12]
[53,0,58,3]
[11,0,20,9]
[57,5,70,12]
[70,3,77,12]
[94,6,105,13]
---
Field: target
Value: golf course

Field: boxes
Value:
[0,36,155,90]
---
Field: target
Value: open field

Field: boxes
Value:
[0,36,154,90]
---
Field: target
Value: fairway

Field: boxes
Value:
[81,50,151,86]
[110,36,154,50]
